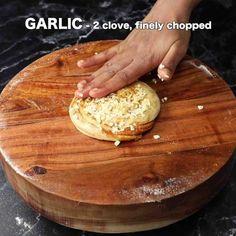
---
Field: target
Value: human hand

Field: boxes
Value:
[75,0,193,98]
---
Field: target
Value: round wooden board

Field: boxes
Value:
[0,40,236,233]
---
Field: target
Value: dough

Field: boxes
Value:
[69,81,160,141]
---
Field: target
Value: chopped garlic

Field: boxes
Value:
[114,140,121,146]
[153,134,161,139]
[130,125,135,131]
[82,83,152,134]
[197,105,204,110]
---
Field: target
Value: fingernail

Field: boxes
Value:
[164,73,170,79]
[162,68,171,80]
[159,65,172,80]
[159,64,165,69]
[157,73,165,81]
[77,86,85,92]
[77,60,84,67]
[85,85,92,91]
[79,79,87,85]
[161,68,172,80]
[75,91,84,98]
[89,88,100,95]
[77,80,87,89]
[90,88,100,93]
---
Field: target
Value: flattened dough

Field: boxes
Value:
[69,81,160,141]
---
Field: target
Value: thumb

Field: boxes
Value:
[157,42,187,81]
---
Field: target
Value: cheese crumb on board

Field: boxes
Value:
[152,78,157,84]
[161,97,168,103]
[153,134,161,139]
[114,140,121,146]
[197,105,204,110]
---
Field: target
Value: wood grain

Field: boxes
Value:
[0,40,236,233]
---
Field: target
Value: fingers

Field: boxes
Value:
[90,54,134,85]
[89,60,143,98]
[80,56,134,98]
[157,41,187,81]
[75,76,93,97]
[77,47,117,68]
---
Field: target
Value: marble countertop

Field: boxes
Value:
[0,0,236,235]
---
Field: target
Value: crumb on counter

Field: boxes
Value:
[161,97,168,103]
[152,78,157,84]
[197,105,204,110]
[114,140,121,146]
[94,52,98,55]
[153,134,161,140]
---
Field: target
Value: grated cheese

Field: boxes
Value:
[153,134,161,139]
[197,105,204,110]
[80,83,152,134]
[114,140,121,146]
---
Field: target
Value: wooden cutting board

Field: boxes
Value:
[0,40,236,233]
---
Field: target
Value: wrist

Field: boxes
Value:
[157,0,198,13]
[146,0,199,23]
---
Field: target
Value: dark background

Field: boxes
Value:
[0,0,236,235]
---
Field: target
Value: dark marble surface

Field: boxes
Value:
[0,0,236,235]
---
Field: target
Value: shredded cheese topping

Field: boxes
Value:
[77,83,152,133]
